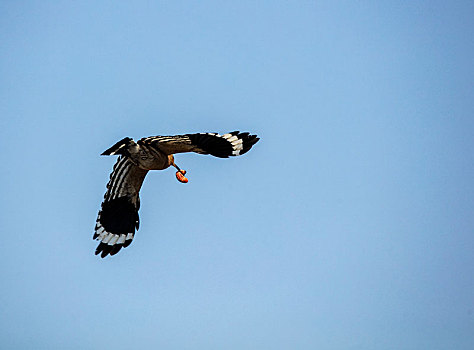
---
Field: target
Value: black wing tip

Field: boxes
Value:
[238,132,259,155]
[95,242,122,258]
[94,197,139,258]
[109,244,123,256]
[95,242,111,258]
[189,131,260,158]
[94,239,130,258]
[234,131,259,141]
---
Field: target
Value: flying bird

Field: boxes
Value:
[93,131,259,258]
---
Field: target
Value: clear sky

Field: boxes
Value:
[1,1,473,349]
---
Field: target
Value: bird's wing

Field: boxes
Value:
[93,156,148,258]
[138,131,259,158]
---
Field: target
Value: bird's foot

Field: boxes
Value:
[176,169,188,183]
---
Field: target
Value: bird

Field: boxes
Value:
[93,131,260,258]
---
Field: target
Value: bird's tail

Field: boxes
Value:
[101,137,135,156]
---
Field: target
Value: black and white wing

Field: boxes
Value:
[138,131,259,158]
[93,156,148,258]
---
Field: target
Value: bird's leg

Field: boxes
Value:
[172,163,188,183]
[172,162,181,172]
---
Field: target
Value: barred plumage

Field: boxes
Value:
[94,156,147,257]
[94,131,259,258]
[138,131,259,158]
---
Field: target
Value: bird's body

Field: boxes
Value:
[94,131,259,258]
[101,137,172,170]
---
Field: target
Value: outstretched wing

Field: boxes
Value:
[138,131,259,158]
[93,156,148,258]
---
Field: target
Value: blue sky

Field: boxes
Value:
[1,1,473,349]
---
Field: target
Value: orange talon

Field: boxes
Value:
[175,170,188,183]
